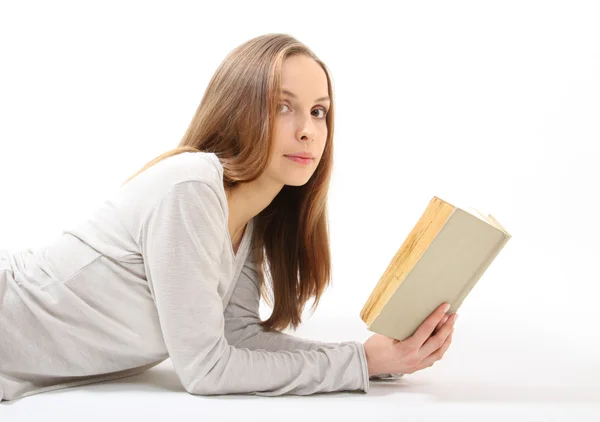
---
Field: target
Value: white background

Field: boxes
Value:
[1,0,599,419]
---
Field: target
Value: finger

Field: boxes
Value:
[407,303,451,347]
[418,330,453,370]
[433,314,449,334]
[432,316,448,336]
[420,313,457,357]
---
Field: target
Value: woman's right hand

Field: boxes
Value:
[363,302,457,377]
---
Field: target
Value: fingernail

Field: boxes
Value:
[454,314,459,322]
[444,304,451,312]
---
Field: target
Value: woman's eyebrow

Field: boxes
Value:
[282,90,330,103]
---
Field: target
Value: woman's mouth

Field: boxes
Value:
[285,155,314,165]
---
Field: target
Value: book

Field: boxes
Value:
[360,196,511,341]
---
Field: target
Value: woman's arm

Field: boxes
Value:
[223,242,404,381]
[223,255,340,352]
[140,179,370,396]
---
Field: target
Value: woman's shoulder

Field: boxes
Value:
[107,151,227,230]
[152,151,223,186]
[123,151,223,196]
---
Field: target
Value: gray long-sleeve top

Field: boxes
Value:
[0,151,371,402]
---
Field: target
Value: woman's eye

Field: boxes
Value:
[279,103,327,119]
[313,108,328,119]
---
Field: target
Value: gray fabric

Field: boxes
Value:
[223,254,403,381]
[0,152,370,402]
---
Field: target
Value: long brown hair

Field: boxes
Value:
[123,33,336,332]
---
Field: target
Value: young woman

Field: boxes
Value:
[0,33,457,402]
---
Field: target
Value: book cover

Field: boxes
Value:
[360,196,511,341]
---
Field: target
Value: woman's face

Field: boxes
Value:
[266,54,330,187]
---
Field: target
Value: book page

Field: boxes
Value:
[463,207,508,234]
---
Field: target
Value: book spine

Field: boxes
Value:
[451,233,511,311]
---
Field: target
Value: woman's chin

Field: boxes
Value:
[281,172,315,186]
[284,178,311,187]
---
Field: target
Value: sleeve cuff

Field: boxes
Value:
[355,342,370,393]
[370,373,405,380]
